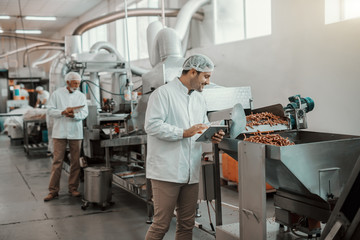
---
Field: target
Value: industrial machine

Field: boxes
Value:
[213,95,360,240]
[43,1,360,237]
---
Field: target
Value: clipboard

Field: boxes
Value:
[69,105,85,113]
[195,125,228,142]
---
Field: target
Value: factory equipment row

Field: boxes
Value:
[3,33,357,239]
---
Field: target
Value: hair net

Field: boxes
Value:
[65,72,82,82]
[19,83,25,88]
[36,86,44,91]
[182,54,214,72]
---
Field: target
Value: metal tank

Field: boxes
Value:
[82,166,113,210]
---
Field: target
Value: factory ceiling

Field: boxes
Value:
[0,0,103,38]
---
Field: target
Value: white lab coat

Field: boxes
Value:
[145,78,209,184]
[37,90,50,103]
[47,87,88,140]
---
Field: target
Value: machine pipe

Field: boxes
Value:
[65,35,82,57]
[0,42,49,59]
[23,45,64,67]
[89,72,101,110]
[32,52,63,68]
[72,8,204,35]
[174,0,210,41]
[0,33,64,44]
[89,41,124,61]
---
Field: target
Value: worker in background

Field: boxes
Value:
[19,84,29,101]
[44,72,88,202]
[144,54,224,239]
[35,86,50,108]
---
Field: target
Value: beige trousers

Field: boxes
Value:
[145,179,199,240]
[48,138,81,194]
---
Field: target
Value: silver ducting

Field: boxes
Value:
[31,51,50,66]
[0,33,64,44]
[174,0,210,41]
[23,46,64,67]
[147,21,164,67]
[32,52,63,68]
[0,42,48,59]
[72,8,204,36]
[49,53,68,94]
[157,28,182,62]
[89,41,124,61]
[65,35,82,57]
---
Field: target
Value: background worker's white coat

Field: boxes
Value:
[47,87,88,140]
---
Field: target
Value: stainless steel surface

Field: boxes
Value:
[242,124,289,134]
[321,156,360,240]
[83,167,112,204]
[230,103,246,139]
[65,35,82,56]
[219,130,360,199]
[0,76,8,113]
[23,119,48,155]
[100,134,147,147]
[202,86,252,111]
[238,141,266,240]
[251,104,285,117]
[86,105,98,130]
[274,190,330,222]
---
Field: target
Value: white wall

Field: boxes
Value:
[188,0,360,135]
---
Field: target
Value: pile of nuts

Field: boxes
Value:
[243,132,295,146]
[246,112,288,130]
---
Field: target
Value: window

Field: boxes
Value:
[115,0,159,61]
[214,0,271,44]
[325,0,360,24]
[82,25,108,52]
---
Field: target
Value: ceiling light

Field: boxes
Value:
[24,16,56,21]
[0,30,3,33]
[0,16,11,19]
[15,30,42,34]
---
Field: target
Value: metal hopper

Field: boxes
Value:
[216,130,360,239]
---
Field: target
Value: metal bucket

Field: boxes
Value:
[84,167,112,204]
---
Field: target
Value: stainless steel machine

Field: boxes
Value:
[213,95,360,239]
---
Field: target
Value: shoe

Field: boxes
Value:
[44,192,59,202]
[69,190,81,197]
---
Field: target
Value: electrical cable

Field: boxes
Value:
[82,79,125,96]
[209,201,216,213]
[206,201,215,231]
[84,82,101,105]
[17,0,32,79]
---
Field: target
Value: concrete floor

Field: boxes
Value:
[0,134,312,240]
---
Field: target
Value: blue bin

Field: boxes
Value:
[42,130,48,143]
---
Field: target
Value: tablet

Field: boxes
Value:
[195,125,228,142]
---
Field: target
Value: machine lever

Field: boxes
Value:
[242,208,260,223]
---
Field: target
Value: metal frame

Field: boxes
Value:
[23,118,47,155]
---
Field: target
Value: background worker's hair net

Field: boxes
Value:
[182,54,214,72]
[36,86,44,91]
[19,83,25,88]
[65,72,82,82]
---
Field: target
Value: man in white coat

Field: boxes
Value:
[145,54,224,239]
[44,72,88,201]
